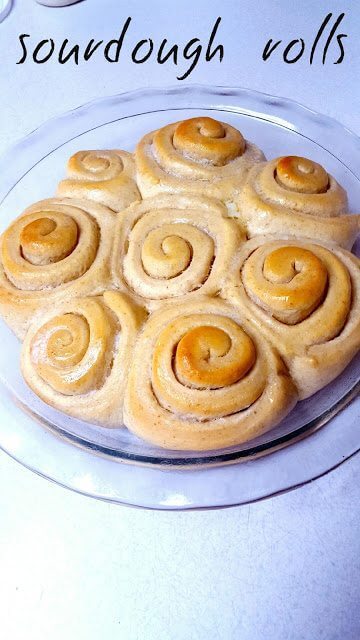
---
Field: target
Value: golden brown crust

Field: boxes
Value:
[0,198,115,339]
[123,296,298,451]
[236,156,359,249]
[135,117,265,206]
[57,150,141,212]
[21,291,147,426]
[224,235,360,398]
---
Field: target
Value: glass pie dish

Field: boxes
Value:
[0,85,359,508]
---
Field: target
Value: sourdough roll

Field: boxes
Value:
[57,150,141,212]
[0,198,115,339]
[112,193,245,309]
[236,156,359,249]
[21,291,147,426]
[225,235,360,398]
[123,296,297,451]
[135,116,265,206]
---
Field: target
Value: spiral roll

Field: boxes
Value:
[112,194,245,308]
[57,150,141,212]
[123,297,297,451]
[225,236,360,398]
[135,117,265,206]
[21,291,147,426]
[0,198,115,339]
[236,156,359,249]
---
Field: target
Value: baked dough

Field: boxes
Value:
[225,235,360,398]
[135,116,265,206]
[21,291,146,425]
[112,193,245,309]
[57,150,141,212]
[123,296,297,451]
[0,117,359,452]
[0,198,115,339]
[236,156,359,249]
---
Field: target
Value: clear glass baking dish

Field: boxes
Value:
[0,85,358,508]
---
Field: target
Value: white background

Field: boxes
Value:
[0,1,359,638]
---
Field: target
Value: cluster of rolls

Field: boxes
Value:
[1,115,359,451]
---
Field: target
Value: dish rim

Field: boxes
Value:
[0,83,359,507]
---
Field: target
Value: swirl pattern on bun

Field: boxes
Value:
[225,235,360,398]
[112,194,245,309]
[21,291,147,425]
[236,156,359,249]
[135,117,265,206]
[0,198,115,339]
[124,296,297,451]
[57,150,141,212]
